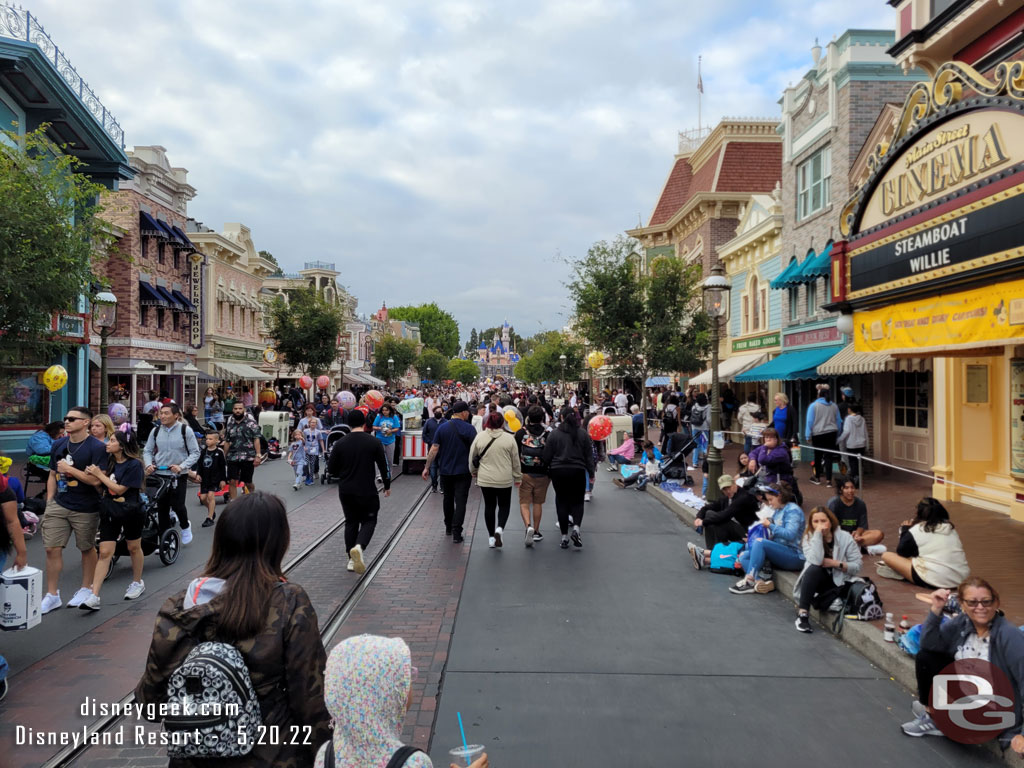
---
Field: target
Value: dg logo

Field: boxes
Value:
[930,658,1017,744]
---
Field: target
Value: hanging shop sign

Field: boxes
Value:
[853,276,1024,354]
[783,326,839,349]
[189,252,204,349]
[1011,359,1024,478]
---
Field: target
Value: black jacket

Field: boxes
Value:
[697,486,759,528]
[541,427,596,475]
[328,431,390,496]
[422,417,442,447]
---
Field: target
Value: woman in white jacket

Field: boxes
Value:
[793,506,863,633]
[469,411,522,548]
[878,497,969,588]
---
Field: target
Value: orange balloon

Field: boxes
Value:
[364,389,384,410]
[299,375,313,390]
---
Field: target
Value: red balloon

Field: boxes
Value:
[588,415,613,441]
[316,375,330,390]
[355,405,370,416]
[299,375,313,390]
[364,389,384,410]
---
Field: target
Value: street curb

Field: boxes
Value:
[647,483,1015,766]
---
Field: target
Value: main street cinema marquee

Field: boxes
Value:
[836,61,1024,355]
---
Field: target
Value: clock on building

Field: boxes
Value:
[263,348,278,364]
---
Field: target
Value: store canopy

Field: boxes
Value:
[172,289,197,313]
[796,241,833,282]
[170,225,196,251]
[770,257,803,289]
[342,372,371,386]
[214,361,268,380]
[139,281,168,306]
[645,376,671,387]
[153,284,185,310]
[689,352,768,387]
[139,211,168,239]
[734,344,845,382]
[364,374,386,387]
[817,343,893,376]
[158,219,186,247]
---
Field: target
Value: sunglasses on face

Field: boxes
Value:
[964,599,995,608]
[64,416,87,422]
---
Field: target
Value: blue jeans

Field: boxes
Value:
[692,432,707,467]
[744,435,753,454]
[428,458,440,489]
[608,454,630,469]
[739,539,804,579]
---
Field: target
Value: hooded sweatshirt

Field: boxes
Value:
[135,577,330,768]
[469,428,522,487]
[838,413,867,451]
[314,635,432,768]
[895,521,970,588]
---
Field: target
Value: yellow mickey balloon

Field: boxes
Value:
[587,351,605,370]
[506,416,522,432]
[43,365,68,393]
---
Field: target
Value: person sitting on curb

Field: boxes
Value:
[606,436,635,472]
[729,482,805,595]
[793,506,862,633]
[687,474,759,569]
[827,475,885,554]
[901,576,1024,753]
[612,441,662,491]
[877,497,970,589]
[747,428,803,506]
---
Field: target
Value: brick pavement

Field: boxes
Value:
[0,477,419,768]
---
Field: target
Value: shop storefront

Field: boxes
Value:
[833,63,1024,520]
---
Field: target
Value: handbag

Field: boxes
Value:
[472,436,498,470]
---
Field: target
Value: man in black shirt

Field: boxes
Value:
[687,474,760,569]
[328,409,391,574]
[827,475,884,552]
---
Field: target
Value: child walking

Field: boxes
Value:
[303,417,326,486]
[287,429,307,490]
[188,430,227,527]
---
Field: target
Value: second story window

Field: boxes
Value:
[157,241,165,265]
[806,279,818,316]
[141,236,148,260]
[788,286,799,322]
[931,0,958,19]
[797,147,831,220]
[157,308,165,330]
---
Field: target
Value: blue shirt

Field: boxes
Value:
[773,405,788,437]
[433,418,477,476]
[373,414,401,446]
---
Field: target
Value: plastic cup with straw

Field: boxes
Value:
[448,711,484,766]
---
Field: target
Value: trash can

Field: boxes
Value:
[258,411,291,446]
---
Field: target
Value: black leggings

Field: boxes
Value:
[915,648,955,706]
[481,486,512,536]
[811,432,838,481]
[549,468,586,535]
[797,564,846,611]
[156,476,189,532]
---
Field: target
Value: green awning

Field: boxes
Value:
[797,241,833,282]
[733,344,845,382]
[770,257,803,289]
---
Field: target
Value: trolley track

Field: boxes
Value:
[42,479,432,768]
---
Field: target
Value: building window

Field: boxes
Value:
[157,241,165,265]
[157,308,165,330]
[797,147,831,220]
[931,0,958,18]
[894,371,930,429]
[742,295,750,334]
[141,237,148,260]
[788,286,799,322]
[760,287,767,330]
[172,311,178,332]
[806,280,818,316]
[751,277,760,332]
[173,250,180,269]
[140,306,149,326]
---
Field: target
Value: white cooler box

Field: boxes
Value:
[259,411,292,446]
[1,565,42,631]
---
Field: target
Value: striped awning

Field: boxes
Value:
[817,344,893,376]
[214,361,268,380]
[689,352,768,387]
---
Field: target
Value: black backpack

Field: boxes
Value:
[324,743,423,768]
[832,577,884,633]
[520,428,548,469]
[690,407,706,428]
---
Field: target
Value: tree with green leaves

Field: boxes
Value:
[447,358,481,383]
[372,335,418,384]
[266,286,345,376]
[0,127,110,372]
[415,347,449,382]
[513,332,583,385]
[387,303,460,358]
[465,328,479,355]
[567,235,710,435]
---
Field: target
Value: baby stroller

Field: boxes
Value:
[660,428,696,485]
[321,424,351,484]
[101,476,181,577]
[266,436,283,460]
[23,457,50,498]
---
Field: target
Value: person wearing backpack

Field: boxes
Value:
[143,403,201,544]
[793,506,862,633]
[515,405,550,547]
[470,412,522,549]
[541,406,596,549]
[689,393,710,469]
[135,492,330,767]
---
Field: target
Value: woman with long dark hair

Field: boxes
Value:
[135,492,330,767]
[878,497,969,588]
[541,406,596,549]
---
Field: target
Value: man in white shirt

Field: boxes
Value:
[614,391,628,415]
[569,391,578,408]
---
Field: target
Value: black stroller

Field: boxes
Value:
[321,424,351,484]
[102,476,181,577]
[660,427,696,485]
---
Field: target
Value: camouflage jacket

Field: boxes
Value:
[223,414,261,462]
[135,581,330,768]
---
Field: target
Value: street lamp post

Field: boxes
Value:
[702,265,731,502]
[387,357,394,391]
[426,366,431,385]
[559,354,567,398]
[93,291,118,413]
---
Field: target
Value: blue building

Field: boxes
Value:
[0,7,133,457]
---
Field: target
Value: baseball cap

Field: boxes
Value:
[841,386,854,397]
[717,474,735,490]
[451,400,470,414]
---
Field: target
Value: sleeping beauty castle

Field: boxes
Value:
[475,321,521,379]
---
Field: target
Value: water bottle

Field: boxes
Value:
[883,612,896,643]
[56,474,68,494]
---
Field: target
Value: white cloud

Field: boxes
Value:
[19,0,904,337]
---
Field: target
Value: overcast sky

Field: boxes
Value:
[24,0,893,342]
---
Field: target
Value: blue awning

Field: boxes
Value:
[139,281,168,306]
[172,289,197,313]
[733,344,846,382]
[645,376,671,387]
[170,225,196,251]
[139,211,169,239]
[153,284,185,310]
[156,219,185,246]
[797,241,833,282]
[770,257,803,289]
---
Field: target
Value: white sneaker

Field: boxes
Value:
[584,492,592,502]
[67,587,92,608]
[488,536,496,548]
[866,544,887,556]
[293,481,301,491]
[347,559,355,572]
[349,544,365,574]
[494,527,503,548]
[124,581,146,600]
[41,591,62,614]
[525,526,534,547]
[79,592,101,611]
[181,527,193,545]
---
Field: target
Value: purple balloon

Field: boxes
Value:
[338,391,356,409]
[108,402,128,423]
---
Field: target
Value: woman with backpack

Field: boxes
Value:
[542,406,596,549]
[135,492,330,767]
[689,393,710,470]
[515,405,550,547]
[469,411,522,549]
[793,506,862,633]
